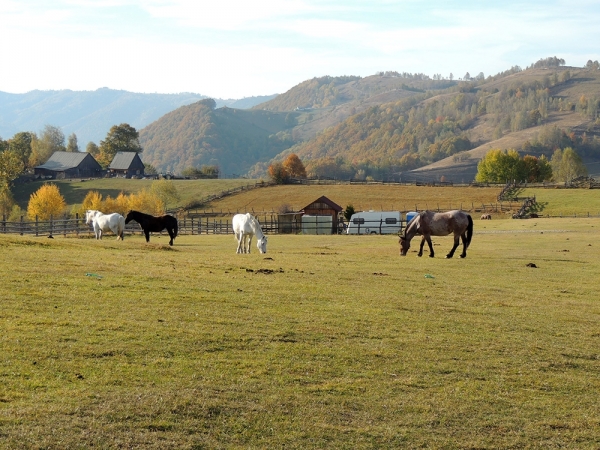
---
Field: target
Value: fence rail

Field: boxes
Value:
[3,210,600,238]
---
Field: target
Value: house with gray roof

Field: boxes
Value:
[34,151,102,179]
[108,152,145,178]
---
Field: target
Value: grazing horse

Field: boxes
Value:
[232,213,267,254]
[399,210,473,258]
[480,213,492,220]
[85,209,125,240]
[125,210,178,246]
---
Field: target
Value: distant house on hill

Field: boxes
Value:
[34,151,102,179]
[108,152,145,178]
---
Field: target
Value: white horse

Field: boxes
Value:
[85,209,125,240]
[232,213,267,254]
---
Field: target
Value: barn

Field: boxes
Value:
[108,152,146,178]
[34,151,102,179]
[300,195,343,234]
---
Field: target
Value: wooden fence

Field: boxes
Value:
[0,214,285,237]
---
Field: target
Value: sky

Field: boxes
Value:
[1,0,599,99]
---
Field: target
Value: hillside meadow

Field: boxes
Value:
[1,216,600,448]
[11,178,256,212]
[10,178,600,220]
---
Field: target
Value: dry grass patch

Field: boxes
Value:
[203,184,502,215]
[1,219,600,448]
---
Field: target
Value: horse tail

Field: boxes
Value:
[173,217,179,238]
[465,214,473,248]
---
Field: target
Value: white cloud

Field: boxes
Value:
[1,0,599,97]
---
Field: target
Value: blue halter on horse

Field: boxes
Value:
[399,210,473,258]
[125,210,178,246]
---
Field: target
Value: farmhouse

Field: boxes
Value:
[34,151,102,179]
[108,152,145,178]
[300,195,343,234]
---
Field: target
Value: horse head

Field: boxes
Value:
[257,236,268,254]
[399,235,410,256]
[124,210,134,224]
[85,210,99,225]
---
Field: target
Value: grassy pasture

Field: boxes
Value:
[522,187,600,217]
[1,218,600,448]
[201,184,503,216]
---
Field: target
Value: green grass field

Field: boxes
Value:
[522,187,600,217]
[2,217,600,448]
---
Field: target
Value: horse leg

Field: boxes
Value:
[459,233,468,258]
[446,234,460,258]
[236,234,243,253]
[247,235,252,253]
[168,227,174,246]
[425,236,435,258]
[418,236,425,257]
[144,230,150,242]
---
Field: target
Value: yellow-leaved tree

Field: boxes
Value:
[81,190,103,212]
[127,189,164,215]
[27,183,66,220]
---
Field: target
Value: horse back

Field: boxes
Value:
[430,210,469,236]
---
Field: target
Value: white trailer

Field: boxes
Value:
[346,210,402,235]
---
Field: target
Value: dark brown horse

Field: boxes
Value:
[399,210,473,258]
[125,210,178,246]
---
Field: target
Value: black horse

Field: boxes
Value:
[125,210,178,246]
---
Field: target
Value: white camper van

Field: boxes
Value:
[346,210,402,235]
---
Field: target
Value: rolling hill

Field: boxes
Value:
[138,73,460,176]
[262,65,600,182]
[139,99,297,176]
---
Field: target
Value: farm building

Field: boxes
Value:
[34,151,102,179]
[300,195,343,234]
[108,152,146,178]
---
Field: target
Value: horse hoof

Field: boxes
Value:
[460,255,466,258]
[446,255,453,259]
[429,254,435,258]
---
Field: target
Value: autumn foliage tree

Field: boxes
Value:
[282,153,307,178]
[80,189,165,217]
[268,161,289,184]
[27,183,66,220]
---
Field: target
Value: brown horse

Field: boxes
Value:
[399,210,473,258]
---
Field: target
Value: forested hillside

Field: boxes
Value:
[263,64,600,181]
[253,73,455,112]
[139,99,296,176]
[137,59,600,181]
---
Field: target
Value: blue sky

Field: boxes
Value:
[1,0,599,99]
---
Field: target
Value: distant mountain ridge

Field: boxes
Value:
[0,88,276,146]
